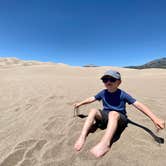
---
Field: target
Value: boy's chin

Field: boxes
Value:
[106,86,117,91]
[107,86,114,90]
[106,84,113,88]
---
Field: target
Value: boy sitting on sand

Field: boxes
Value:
[74,69,165,158]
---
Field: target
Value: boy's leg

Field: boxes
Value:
[74,108,102,151]
[90,111,120,158]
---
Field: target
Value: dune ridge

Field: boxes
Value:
[0,57,69,68]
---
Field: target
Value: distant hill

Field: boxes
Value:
[83,64,99,67]
[125,57,166,69]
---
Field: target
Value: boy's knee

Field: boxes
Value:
[88,108,99,117]
[89,108,98,114]
[108,111,120,120]
[87,108,99,122]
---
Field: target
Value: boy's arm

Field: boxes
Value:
[132,101,165,130]
[74,96,96,108]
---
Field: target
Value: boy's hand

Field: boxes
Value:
[73,103,81,109]
[153,118,165,131]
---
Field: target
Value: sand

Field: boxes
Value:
[0,58,165,166]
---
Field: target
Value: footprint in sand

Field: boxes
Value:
[14,107,20,112]
[0,139,47,166]
[41,138,65,161]
[23,97,41,111]
[0,149,26,166]
[43,116,66,132]
[24,140,47,159]
[14,139,37,150]
[44,95,65,104]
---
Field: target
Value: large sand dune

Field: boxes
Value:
[0,58,165,166]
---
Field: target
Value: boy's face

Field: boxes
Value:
[102,76,121,91]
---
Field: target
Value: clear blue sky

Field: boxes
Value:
[0,0,166,66]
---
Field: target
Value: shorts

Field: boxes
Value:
[96,110,128,130]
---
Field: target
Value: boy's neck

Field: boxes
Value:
[107,88,118,93]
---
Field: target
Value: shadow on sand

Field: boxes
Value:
[76,114,164,145]
[127,119,164,144]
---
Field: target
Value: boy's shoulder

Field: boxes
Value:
[97,89,106,94]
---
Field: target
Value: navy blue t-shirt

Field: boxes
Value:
[94,89,136,115]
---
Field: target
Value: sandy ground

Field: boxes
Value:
[0,58,166,166]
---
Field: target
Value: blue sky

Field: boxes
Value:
[0,0,166,66]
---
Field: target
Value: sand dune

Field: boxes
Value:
[0,60,165,166]
[0,57,57,67]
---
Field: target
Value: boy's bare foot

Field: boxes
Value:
[74,135,86,151]
[90,142,110,158]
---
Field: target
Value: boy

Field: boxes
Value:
[74,70,165,158]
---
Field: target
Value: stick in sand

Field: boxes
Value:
[73,107,79,117]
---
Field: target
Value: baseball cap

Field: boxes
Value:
[101,70,121,80]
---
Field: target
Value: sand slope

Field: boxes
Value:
[0,60,166,166]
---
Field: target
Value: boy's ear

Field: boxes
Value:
[118,80,121,85]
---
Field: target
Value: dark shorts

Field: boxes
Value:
[96,110,128,130]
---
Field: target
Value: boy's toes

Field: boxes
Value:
[74,136,85,151]
[90,143,110,158]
